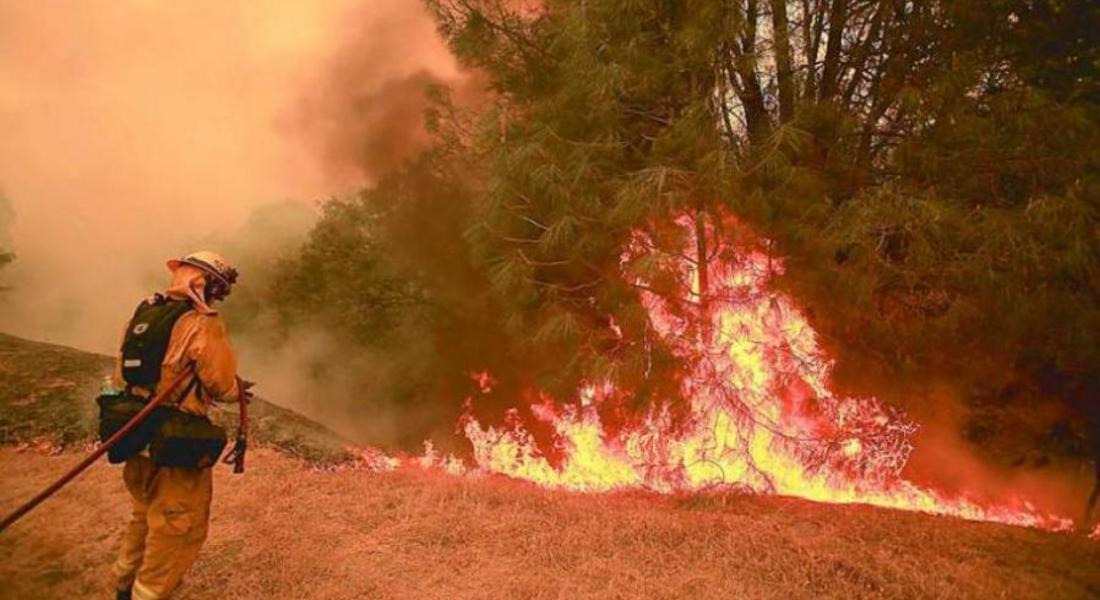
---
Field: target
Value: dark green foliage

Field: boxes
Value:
[764,3,1100,402]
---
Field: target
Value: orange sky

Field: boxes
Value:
[0,1,460,351]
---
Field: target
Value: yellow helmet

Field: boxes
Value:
[167,250,239,300]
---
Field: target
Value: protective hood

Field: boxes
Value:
[165,263,216,315]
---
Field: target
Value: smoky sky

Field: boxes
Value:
[0,0,463,353]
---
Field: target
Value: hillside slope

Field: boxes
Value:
[0,333,354,464]
[1,333,1099,599]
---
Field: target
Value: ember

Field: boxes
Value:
[422,215,1074,531]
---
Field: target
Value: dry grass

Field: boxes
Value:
[2,447,1099,600]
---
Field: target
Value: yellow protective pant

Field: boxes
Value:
[113,455,213,600]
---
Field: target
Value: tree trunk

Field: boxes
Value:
[694,206,711,345]
[804,0,828,99]
[770,0,795,122]
[840,3,886,110]
[819,0,849,101]
[727,0,771,145]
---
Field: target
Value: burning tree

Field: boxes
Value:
[448,214,1068,529]
[458,214,920,490]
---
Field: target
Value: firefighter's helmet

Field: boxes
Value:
[167,250,239,301]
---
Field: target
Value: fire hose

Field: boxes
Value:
[0,372,249,534]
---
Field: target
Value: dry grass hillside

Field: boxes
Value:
[1,333,1099,599]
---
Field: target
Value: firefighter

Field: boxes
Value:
[112,251,247,600]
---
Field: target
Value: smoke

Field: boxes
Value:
[891,383,1092,518]
[234,323,463,448]
[290,2,466,182]
[825,339,1091,517]
[0,192,12,248]
[0,0,462,353]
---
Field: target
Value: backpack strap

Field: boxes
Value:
[172,375,201,407]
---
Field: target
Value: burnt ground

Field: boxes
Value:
[1,333,1099,599]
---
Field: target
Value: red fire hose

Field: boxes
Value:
[0,370,192,534]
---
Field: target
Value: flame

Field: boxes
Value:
[421,215,1075,531]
